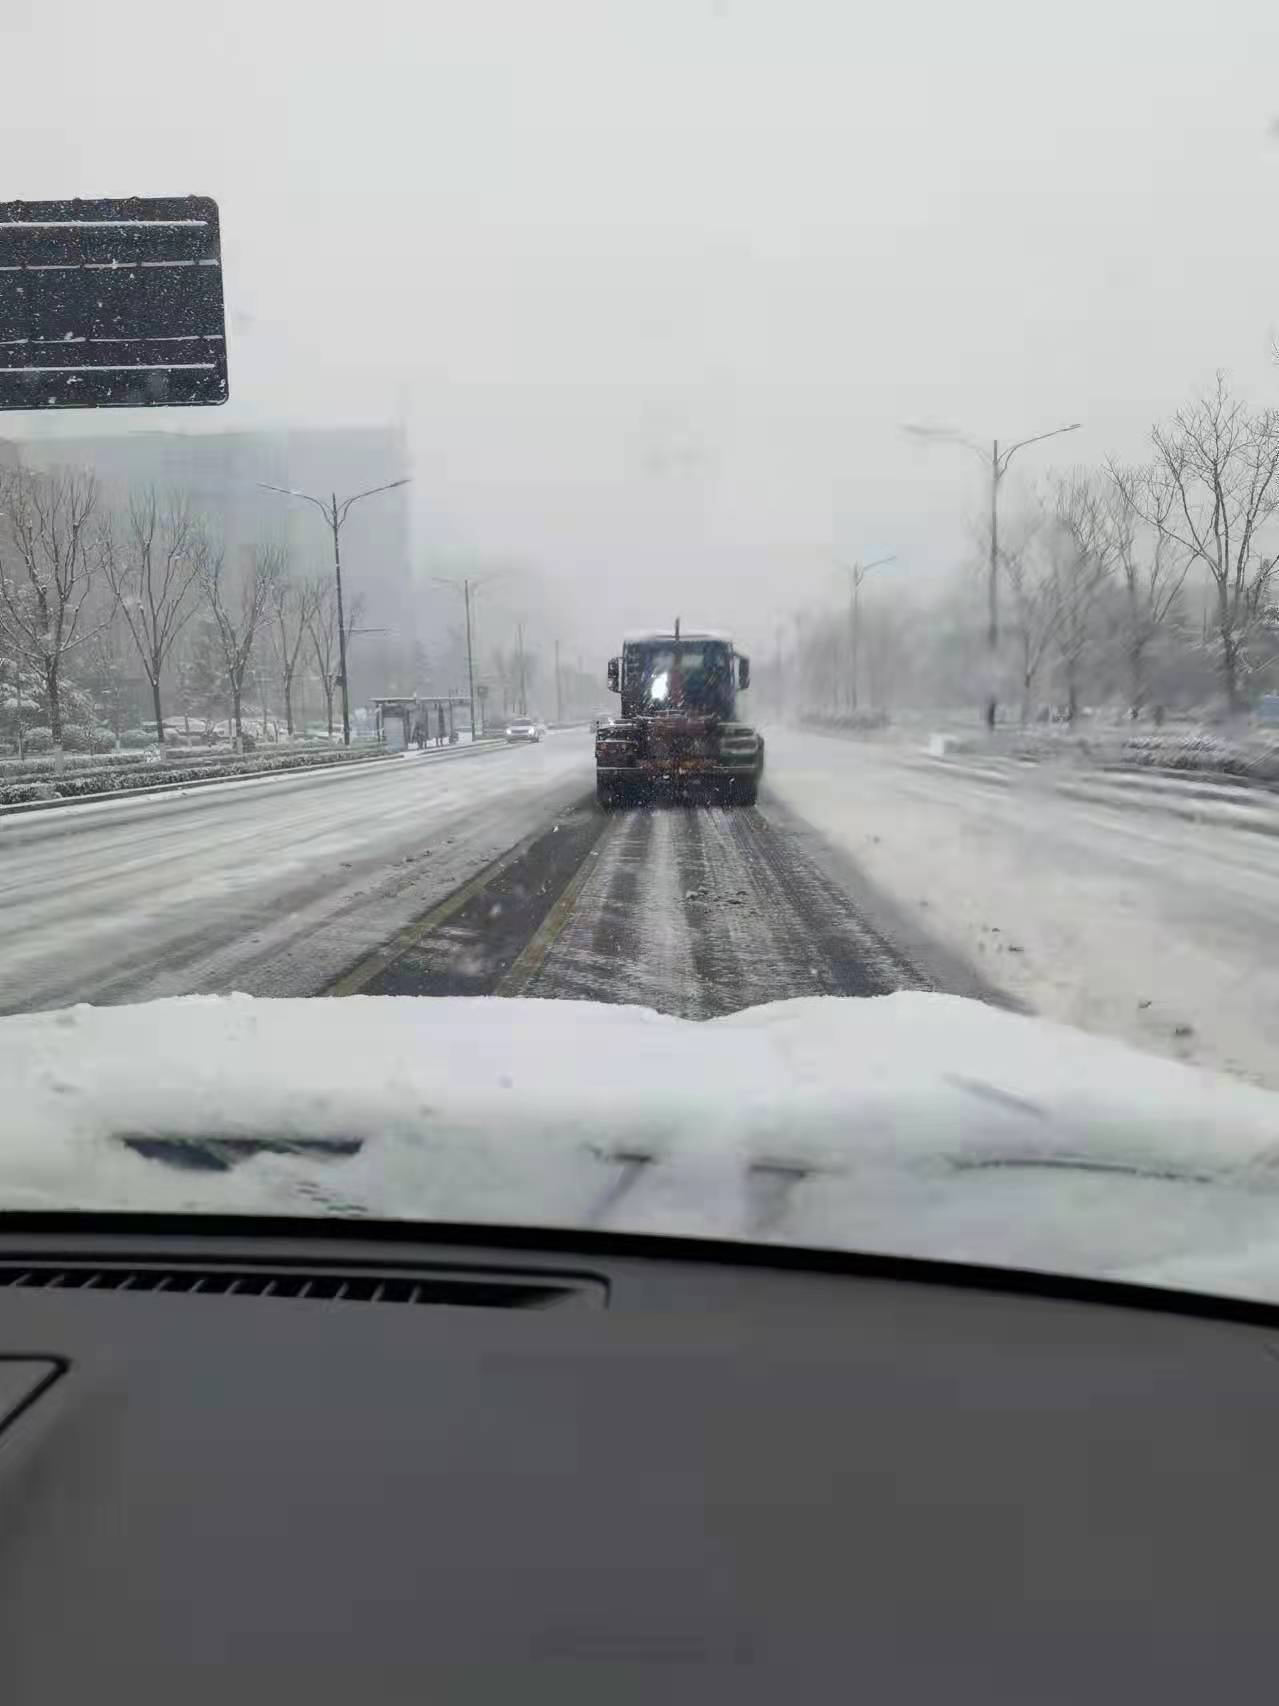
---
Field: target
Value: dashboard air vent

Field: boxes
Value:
[0,1260,602,1310]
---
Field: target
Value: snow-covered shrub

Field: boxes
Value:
[60,722,119,754]
[0,781,59,805]
[1119,731,1279,783]
[0,742,387,807]
[802,709,891,734]
[41,772,123,798]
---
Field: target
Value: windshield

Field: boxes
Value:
[624,642,732,710]
[2,0,1279,1310]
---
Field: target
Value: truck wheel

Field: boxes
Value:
[726,776,758,807]
[596,777,616,809]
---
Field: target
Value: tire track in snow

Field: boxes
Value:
[527,801,928,1018]
[678,806,925,1013]
[521,807,703,1014]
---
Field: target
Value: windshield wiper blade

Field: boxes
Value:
[118,1135,363,1174]
[948,1153,1218,1187]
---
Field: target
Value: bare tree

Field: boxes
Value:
[79,599,139,738]
[1002,512,1061,725]
[518,639,540,718]
[1106,464,1193,715]
[488,645,515,717]
[1137,373,1279,711]
[861,599,910,712]
[172,612,227,735]
[304,576,364,738]
[100,488,202,740]
[796,618,842,715]
[0,466,102,760]
[200,541,280,744]
[1046,472,1116,721]
[267,571,316,736]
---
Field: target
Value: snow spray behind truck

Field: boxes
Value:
[595,624,765,806]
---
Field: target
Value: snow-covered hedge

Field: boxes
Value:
[0,781,59,804]
[1118,731,1279,783]
[0,749,153,782]
[924,722,1279,785]
[0,744,391,808]
[0,726,122,761]
[0,735,364,782]
[801,709,892,733]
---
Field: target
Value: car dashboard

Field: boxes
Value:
[0,1212,1275,1703]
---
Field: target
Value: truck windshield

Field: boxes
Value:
[627,644,730,708]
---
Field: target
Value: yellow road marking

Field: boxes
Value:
[324,825,549,998]
[496,834,608,997]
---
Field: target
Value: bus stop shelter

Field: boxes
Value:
[371,697,471,750]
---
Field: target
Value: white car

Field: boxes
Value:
[505,719,544,744]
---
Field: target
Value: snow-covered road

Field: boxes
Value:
[0,734,594,1013]
[6,719,1275,1096]
[764,728,1279,1089]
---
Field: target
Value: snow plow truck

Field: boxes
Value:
[595,624,765,807]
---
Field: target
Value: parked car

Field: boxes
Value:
[505,719,544,744]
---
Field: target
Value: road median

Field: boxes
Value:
[0,737,509,819]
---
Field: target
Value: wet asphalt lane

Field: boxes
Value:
[338,795,934,1016]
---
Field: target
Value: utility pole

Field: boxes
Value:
[988,443,1000,715]
[430,572,502,739]
[328,494,348,744]
[554,637,563,725]
[463,577,477,737]
[837,555,896,711]
[515,622,528,717]
[259,475,410,746]
[903,420,1079,730]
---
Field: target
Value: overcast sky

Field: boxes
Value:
[6,0,1279,660]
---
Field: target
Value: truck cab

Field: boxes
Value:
[596,628,764,807]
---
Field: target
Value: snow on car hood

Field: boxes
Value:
[3,991,1279,1303]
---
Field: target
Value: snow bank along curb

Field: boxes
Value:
[934,750,1279,835]
[906,741,1279,839]
[0,736,509,818]
[804,716,1279,792]
[1056,773,1279,839]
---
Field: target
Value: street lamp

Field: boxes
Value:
[259,477,411,746]
[429,573,502,740]
[835,554,896,712]
[904,420,1080,728]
